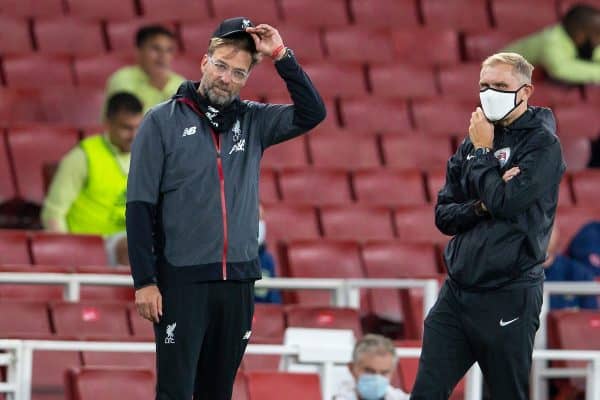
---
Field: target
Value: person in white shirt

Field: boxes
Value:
[333,334,410,400]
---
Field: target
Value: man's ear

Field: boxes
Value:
[200,54,208,74]
[522,84,534,102]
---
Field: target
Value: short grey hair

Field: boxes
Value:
[482,52,534,84]
[352,334,396,364]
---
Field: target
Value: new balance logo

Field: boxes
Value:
[243,330,252,340]
[182,126,197,137]
[165,322,176,344]
[466,154,475,161]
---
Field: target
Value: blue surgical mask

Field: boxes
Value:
[356,374,389,400]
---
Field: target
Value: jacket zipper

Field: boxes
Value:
[178,98,228,280]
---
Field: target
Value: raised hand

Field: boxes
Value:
[245,24,286,60]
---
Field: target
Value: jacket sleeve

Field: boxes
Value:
[126,112,164,289]
[256,49,326,149]
[466,133,565,220]
[435,139,488,236]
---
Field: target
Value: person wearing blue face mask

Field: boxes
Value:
[334,334,410,400]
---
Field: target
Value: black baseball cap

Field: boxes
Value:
[212,17,254,39]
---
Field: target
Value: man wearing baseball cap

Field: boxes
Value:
[126,16,326,399]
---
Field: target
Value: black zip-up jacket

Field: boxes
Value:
[126,50,326,289]
[436,107,566,290]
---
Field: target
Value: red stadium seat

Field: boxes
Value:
[395,206,449,245]
[286,240,364,305]
[233,373,249,400]
[555,104,600,138]
[438,63,482,103]
[140,0,212,21]
[179,22,214,55]
[285,306,362,337]
[51,302,130,339]
[351,0,419,28]
[30,232,108,266]
[492,0,558,34]
[267,96,339,132]
[275,25,325,62]
[464,31,523,62]
[0,229,31,264]
[309,133,380,169]
[279,168,352,205]
[559,0,600,13]
[0,88,47,126]
[302,63,367,97]
[0,0,64,17]
[370,64,438,100]
[246,371,322,400]
[40,87,106,126]
[252,304,285,342]
[555,207,600,251]
[586,85,600,104]
[422,0,490,31]
[171,56,203,82]
[0,17,33,54]
[0,139,16,204]
[74,54,135,87]
[33,351,81,400]
[106,19,177,52]
[0,301,51,338]
[262,204,320,243]
[324,28,394,63]
[65,367,154,400]
[381,135,453,171]
[426,169,447,202]
[3,55,75,88]
[81,352,154,369]
[412,99,474,136]
[260,169,279,204]
[530,83,584,108]
[34,18,106,56]
[561,137,592,172]
[320,206,395,241]
[65,0,136,20]
[7,126,79,204]
[262,136,308,169]
[340,98,411,133]
[392,29,460,66]
[363,242,439,323]
[572,170,600,207]
[396,340,466,398]
[280,0,349,28]
[0,265,69,301]
[212,0,279,23]
[558,176,574,207]
[128,304,154,340]
[240,61,288,99]
[353,169,428,207]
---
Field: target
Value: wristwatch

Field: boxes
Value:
[473,147,492,158]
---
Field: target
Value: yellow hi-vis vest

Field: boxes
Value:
[66,135,127,235]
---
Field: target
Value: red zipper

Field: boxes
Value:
[178,98,228,280]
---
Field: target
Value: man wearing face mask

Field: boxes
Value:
[126,16,325,400]
[334,334,410,400]
[504,4,600,83]
[411,52,565,400]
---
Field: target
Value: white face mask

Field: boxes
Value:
[479,85,527,122]
[258,219,266,245]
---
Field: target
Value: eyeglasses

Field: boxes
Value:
[208,57,249,83]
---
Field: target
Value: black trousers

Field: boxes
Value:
[410,280,542,400]
[154,280,254,400]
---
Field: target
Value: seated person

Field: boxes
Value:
[41,92,144,265]
[544,223,598,309]
[106,25,185,113]
[254,204,282,304]
[568,221,600,276]
[334,334,410,400]
[504,4,600,83]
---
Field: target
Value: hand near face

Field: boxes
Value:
[245,24,285,59]
[469,107,494,149]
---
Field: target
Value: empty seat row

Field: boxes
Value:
[260,167,600,206]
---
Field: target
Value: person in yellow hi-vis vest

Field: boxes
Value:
[41,92,144,265]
